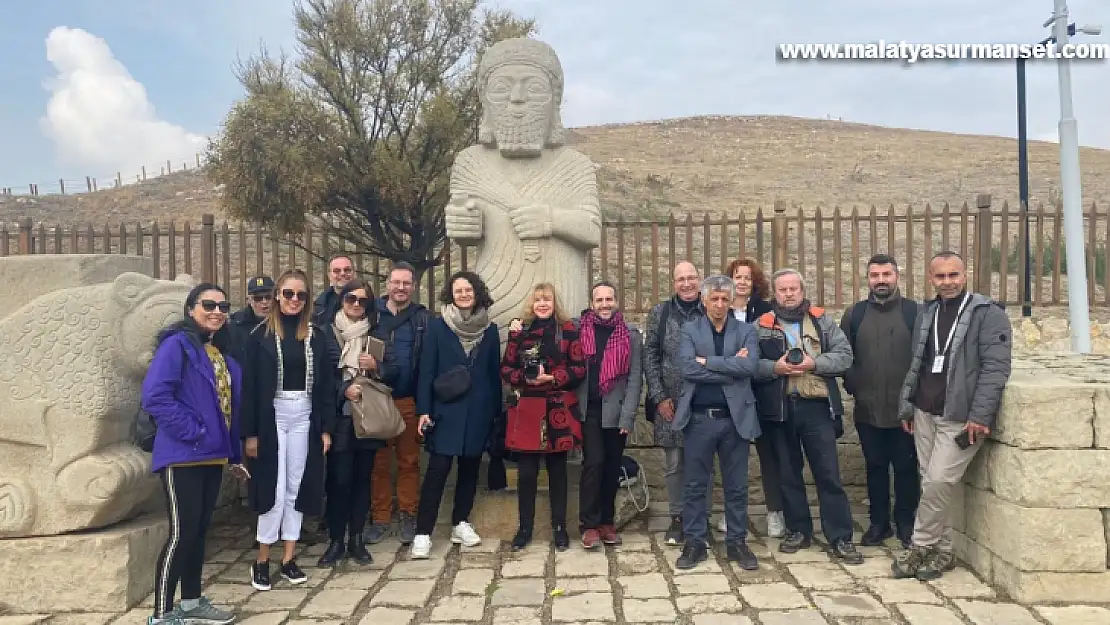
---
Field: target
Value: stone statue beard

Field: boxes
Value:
[492,108,550,156]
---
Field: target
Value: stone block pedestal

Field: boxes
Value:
[0,513,168,613]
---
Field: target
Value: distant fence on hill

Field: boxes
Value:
[3,194,1108,310]
[0,154,206,196]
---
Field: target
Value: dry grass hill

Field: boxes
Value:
[3,115,1110,226]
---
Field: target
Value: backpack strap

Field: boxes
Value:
[847,301,867,348]
[655,302,672,350]
[900,298,918,334]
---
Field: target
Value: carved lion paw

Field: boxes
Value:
[445,192,483,241]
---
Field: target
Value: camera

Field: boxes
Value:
[521,344,543,380]
[785,347,805,365]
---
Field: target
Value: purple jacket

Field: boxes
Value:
[141,330,243,472]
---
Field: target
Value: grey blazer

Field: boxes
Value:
[673,315,761,441]
[575,324,644,431]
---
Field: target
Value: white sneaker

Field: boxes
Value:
[717,516,727,533]
[767,511,786,538]
[410,534,432,559]
[451,521,482,547]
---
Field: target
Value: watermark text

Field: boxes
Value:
[778,41,1109,63]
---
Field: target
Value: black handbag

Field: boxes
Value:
[432,364,472,403]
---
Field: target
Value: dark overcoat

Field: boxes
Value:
[241,322,337,517]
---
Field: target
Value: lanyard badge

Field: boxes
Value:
[931,294,969,374]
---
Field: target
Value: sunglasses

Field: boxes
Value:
[250,294,272,302]
[199,300,231,313]
[281,289,309,301]
[344,294,371,307]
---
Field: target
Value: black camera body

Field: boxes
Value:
[785,347,805,365]
[521,344,544,380]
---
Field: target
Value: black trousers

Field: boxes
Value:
[753,423,784,513]
[857,422,920,532]
[325,447,377,542]
[153,464,223,617]
[415,453,482,535]
[517,451,568,530]
[579,408,627,530]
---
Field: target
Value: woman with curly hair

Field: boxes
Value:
[501,283,587,551]
[410,271,502,559]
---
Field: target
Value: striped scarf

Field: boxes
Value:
[579,309,631,395]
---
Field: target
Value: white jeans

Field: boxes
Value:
[256,391,312,544]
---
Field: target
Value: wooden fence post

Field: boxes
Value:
[772,200,788,270]
[201,214,216,283]
[975,193,993,295]
[18,217,32,254]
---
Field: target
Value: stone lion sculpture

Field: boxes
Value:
[0,270,194,537]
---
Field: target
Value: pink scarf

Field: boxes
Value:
[579,310,631,395]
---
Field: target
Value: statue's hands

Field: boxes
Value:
[445,192,483,241]
[509,202,553,240]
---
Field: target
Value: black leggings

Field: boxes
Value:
[415,453,482,535]
[153,464,223,617]
[517,451,568,530]
[325,447,377,541]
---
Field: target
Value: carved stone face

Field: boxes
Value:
[484,64,554,157]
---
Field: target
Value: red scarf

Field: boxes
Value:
[579,310,631,395]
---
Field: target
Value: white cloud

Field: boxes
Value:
[39,26,206,175]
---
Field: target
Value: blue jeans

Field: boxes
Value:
[681,410,751,546]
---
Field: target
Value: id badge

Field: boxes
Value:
[931,355,945,374]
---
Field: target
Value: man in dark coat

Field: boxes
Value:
[228,275,273,363]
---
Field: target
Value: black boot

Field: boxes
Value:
[317,540,345,567]
[511,527,532,551]
[348,534,373,565]
[552,524,570,552]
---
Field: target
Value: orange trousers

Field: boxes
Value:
[370,397,421,523]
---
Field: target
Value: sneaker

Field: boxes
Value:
[178,596,234,625]
[316,540,346,567]
[675,540,708,569]
[891,545,930,579]
[717,516,727,533]
[250,561,271,591]
[766,511,786,538]
[365,522,390,544]
[664,516,683,546]
[598,524,622,546]
[552,525,570,551]
[411,534,432,559]
[581,528,601,550]
[148,608,186,625]
[727,542,759,571]
[829,538,864,565]
[280,559,308,585]
[511,527,533,551]
[778,531,811,553]
[398,511,417,545]
[860,525,893,547]
[916,549,956,581]
[451,521,482,547]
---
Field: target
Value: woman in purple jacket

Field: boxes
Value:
[141,283,249,625]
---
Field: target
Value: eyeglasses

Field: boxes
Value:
[199,300,231,313]
[281,289,309,301]
[250,294,272,302]
[344,294,371,307]
[331,267,353,274]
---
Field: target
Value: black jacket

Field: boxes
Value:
[319,314,400,453]
[227,307,264,365]
[374,302,433,390]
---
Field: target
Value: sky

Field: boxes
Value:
[1,0,1107,193]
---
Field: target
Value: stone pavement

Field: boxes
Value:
[7,509,1110,625]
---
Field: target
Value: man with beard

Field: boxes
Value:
[228,275,273,363]
[753,269,863,564]
[840,254,920,549]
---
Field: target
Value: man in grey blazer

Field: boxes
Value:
[576,281,644,549]
[673,275,761,570]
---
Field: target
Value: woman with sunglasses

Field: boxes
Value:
[242,269,336,591]
[317,279,399,567]
[141,283,247,625]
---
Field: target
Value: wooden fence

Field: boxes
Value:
[3,194,1108,311]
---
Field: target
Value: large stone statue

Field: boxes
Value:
[446,37,601,340]
[0,259,193,538]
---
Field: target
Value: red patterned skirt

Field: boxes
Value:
[505,390,583,453]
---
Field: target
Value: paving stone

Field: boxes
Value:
[490,578,547,606]
[462,538,502,553]
[841,555,898,579]
[551,592,616,622]
[388,555,449,579]
[492,606,542,625]
[459,553,499,569]
[241,588,309,611]
[955,600,1041,625]
[557,576,611,593]
[691,615,753,625]
[48,615,117,625]
[555,549,609,577]
[108,608,150,624]
[0,617,50,625]
[673,573,732,595]
[356,607,415,625]
[616,532,654,551]
[452,568,495,595]
[1036,605,1110,624]
[788,563,856,590]
[738,582,811,609]
[928,568,996,599]
[662,551,724,575]
[198,582,256,606]
[431,595,486,621]
[299,589,367,618]
[618,573,671,598]
[755,609,830,624]
[766,539,830,563]
[328,568,383,590]
[234,614,289,625]
[727,559,785,583]
[811,592,889,618]
[676,593,744,613]
[621,598,678,622]
[616,551,659,574]
[865,577,942,604]
[501,555,547,578]
[369,579,437,608]
[895,604,969,625]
